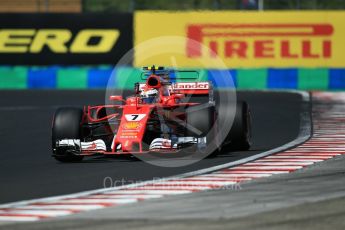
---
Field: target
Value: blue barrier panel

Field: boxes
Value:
[88,68,113,88]
[329,69,345,89]
[207,69,237,88]
[268,68,298,89]
[28,67,57,88]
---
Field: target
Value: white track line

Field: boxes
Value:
[265,156,333,159]
[0,216,40,222]
[86,194,163,199]
[0,210,73,217]
[14,204,104,211]
[256,159,323,162]
[243,162,313,166]
[231,166,304,170]
[211,173,273,177]
[104,190,193,195]
[52,198,138,204]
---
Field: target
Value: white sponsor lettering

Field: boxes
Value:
[173,82,209,90]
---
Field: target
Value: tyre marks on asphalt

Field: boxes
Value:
[0,92,344,222]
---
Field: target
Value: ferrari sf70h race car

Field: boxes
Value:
[52,66,251,162]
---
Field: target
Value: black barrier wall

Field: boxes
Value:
[0,13,133,65]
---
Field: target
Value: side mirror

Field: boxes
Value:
[109,95,124,101]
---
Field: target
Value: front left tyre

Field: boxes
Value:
[52,107,84,162]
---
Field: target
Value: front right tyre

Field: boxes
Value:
[52,107,84,162]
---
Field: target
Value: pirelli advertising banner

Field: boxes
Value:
[0,14,132,65]
[135,11,345,68]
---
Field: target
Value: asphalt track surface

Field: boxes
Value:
[0,90,303,204]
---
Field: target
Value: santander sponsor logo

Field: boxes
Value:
[173,82,209,89]
[186,24,334,59]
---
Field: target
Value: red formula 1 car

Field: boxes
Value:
[52,66,251,162]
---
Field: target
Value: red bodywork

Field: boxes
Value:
[80,75,211,155]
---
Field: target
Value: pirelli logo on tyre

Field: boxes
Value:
[135,11,345,68]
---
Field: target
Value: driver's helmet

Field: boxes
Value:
[141,88,158,104]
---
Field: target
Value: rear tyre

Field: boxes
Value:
[52,107,84,162]
[228,101,252,151]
